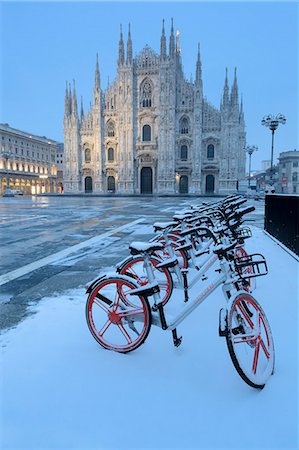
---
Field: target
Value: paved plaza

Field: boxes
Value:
[0,195,264,332]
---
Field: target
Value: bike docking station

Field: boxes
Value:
[86,195,274,390]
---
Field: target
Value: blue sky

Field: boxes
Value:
[0,1,298,169]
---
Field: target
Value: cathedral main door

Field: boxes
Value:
[85,176,93,193]
[141,167,152,194]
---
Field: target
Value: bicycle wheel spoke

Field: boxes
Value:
[117,323,133,344]
[99,319,112,337]
[93,297,110,313]
[119,307,144,319]
[232,333,256,345]
[252,340,261,374]
[260,337,270,359]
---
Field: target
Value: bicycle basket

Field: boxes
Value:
[234,253,268,279]
[236,227,252,240]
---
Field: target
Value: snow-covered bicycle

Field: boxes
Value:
[86,226,275,389]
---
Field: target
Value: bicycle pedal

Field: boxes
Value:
[201,275,208,281]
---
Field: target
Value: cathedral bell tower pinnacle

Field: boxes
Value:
[160,18,167,60]
[230,67,239,107]
[71,79,78,118]
[195,43,203,90]
[126,23,133,65]
[94,53,101,106]
[118,25,125,67]
[221,67,229,109]
[169,18,175,58]
[64,81,70,117]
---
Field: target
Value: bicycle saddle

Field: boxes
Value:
[129,241,164,255]
[153,221,177,232]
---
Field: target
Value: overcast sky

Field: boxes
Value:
[0,1,298,169]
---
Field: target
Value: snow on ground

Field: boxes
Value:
[0,227,298,450]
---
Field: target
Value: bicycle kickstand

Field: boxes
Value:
[172,328,182,347]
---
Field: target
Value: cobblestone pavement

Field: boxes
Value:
[0,195,264,332]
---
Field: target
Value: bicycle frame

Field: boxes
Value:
[149,257,236,331]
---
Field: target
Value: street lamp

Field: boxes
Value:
[245,145,258,188]
[261,114,286,188]
[1,151,14,197]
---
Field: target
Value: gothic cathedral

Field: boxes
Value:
[64,20,246,195]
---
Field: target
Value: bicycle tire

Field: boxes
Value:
[119,255,174,306]
[156,234,188,269]
[86,275,152,353]
[235,246,256,292]
[226,293,275,389]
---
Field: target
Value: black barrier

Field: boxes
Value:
[264,194,299,256]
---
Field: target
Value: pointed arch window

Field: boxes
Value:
[207,144,215,159]
[140,79,153,108]
[142,124,151,142]
[107,121,115,137]
[180,117,189,134]
[85,148,91,162]
[180,145,188,161]
[108,148,114,162]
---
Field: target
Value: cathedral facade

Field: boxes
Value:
[64,20,246,195]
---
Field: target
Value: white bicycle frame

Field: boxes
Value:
[148,256,238,331]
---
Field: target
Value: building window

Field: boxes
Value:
[293,161,298,168]
[293,185,297,193]
[140,78,152,108]
[282,163,286,168]
[292,172,298,182]
[180,145,188,161]
[142,124,151,142]
[207,144,215,159]
[85,148,91,162]
[108,148,114,161]
[107,121,115,137]
[180,117,189,134]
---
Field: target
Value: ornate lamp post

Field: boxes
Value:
[1,151,14,197]
[245,145,258,188]
[261,114,286,187]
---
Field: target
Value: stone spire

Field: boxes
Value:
[94,53,100,91]
[160,18,167,60]
[126,23,132,65]
[80,96,84,122]
[222,67,229,108]
[118,24,125,67]
[169,18,175,58]
[239,94,245,124]
[64,81,70,117]
[230,67,239,107]
[72,79,78,117]
[195,43,202,85]
[94,53,101,106]
[68,82,72,115]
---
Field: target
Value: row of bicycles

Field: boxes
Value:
[85,195,275,389]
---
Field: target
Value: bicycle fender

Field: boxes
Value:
[86,275,107,293]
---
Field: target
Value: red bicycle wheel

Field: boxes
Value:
[86,276,151,353]
[226,293,275,389]
[120,256,173,306]
[235,246,256,292]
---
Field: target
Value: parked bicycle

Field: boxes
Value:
[86,196,275,389]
